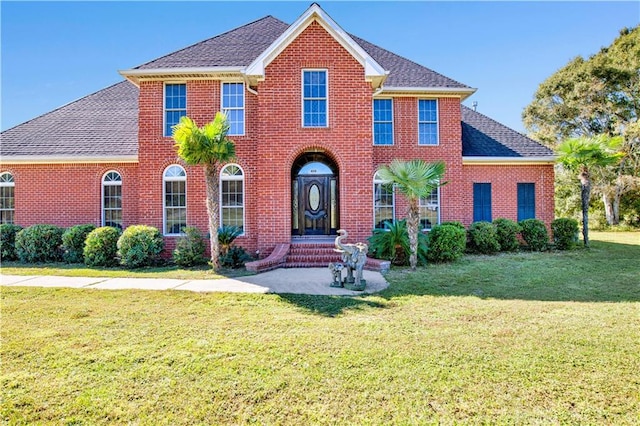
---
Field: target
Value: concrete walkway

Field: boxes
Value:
[0,268,388,296]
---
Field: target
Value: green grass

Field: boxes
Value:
[2,232,639,424]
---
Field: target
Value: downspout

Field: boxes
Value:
[243,74,258,95]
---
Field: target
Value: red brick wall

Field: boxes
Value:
[3,163,138,228]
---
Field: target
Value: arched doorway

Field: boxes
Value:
[292,152,338,236]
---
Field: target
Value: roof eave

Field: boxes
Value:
[245,3,387,88]
[379,86,477,100]
[119,67,245,86]
[0,155,139,165]
[462,156,556,165]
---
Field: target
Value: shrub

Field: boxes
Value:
[220,246,252,269]
[552,218,579,250]
[493,218,521,252]
[426,223,466,263]
[84,227,121,267]
[519,218,549,251]
[367,220,427,266]
[0,224,23,261]
[173,226,207,267]
[61,224,96,263]
[218,225,242,256]
[468,221,501,254]
[440,221,465,230]
[117,225,164,268]
[15,224,65,263]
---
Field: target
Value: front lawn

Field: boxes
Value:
[2,232,639,424]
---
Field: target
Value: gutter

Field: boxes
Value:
[0,155,139,165]
[379,86,477,100]
[462,156,556,165]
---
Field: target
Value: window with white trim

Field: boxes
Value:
[102,171,123,230]
[419,187,440,230]
[0,172,15,224]
[220,164,244,232]
[164,83,186,137]
[418,99,438,145]
[222,82,245,136]
[163,165,187,235]
[373,99,393,145]
[373,171,395,229]
[302,70,327,127]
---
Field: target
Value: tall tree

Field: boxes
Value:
[173,113,235,269]
[556,136,623,247]
[523,26,640,225]
[376,159,445,270]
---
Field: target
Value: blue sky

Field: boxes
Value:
[2,1,639,133]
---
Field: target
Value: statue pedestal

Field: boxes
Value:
[344,278,366,291]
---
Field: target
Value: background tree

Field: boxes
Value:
[173,113,235,269]
[523,26,640,226]
[556,136,623,247]
[376,159,445,270]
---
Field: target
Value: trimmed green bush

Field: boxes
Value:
[84,227,121,267]
[117,225,164,268]
[519,218,549,251]
[0,224,23,261]
[61,224,96,263]
[367,220,428,266]
[440,221,465,230]
[468,221,501,254]
[493,218,521,252]
[173,226,207,267]
[15,224,64,263]
[426,223,466,263]
[220,246,252,269]
[552,218,579,250]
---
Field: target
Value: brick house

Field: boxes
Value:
[0,4,554,269]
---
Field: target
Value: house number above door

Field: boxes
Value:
[309,184,320,211]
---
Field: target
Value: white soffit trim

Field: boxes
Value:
[119,67,245,85]
[245,3,387,87]
[380,86,477,100]
[463,156,556,165]
[0,155,139,164]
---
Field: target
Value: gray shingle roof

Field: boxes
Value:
[1,81,138,159]
[136,16,290,69]
[461,106,554,158]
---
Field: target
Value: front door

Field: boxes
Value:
[297,176,330,235]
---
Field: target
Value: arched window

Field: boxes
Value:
[102,171,123,229]
[220,164,244,232]
[163,165,187,235]
[373,171,394,230]
[0,172,15,224]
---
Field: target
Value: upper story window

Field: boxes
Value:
[102,171,123,230]
[373,99,394,145]
[419,187,440,231]
[222,82,245,136]
[302,70,328,127]
[220,164,244,232]
[164,83,186,137]
[373,171,395,230]
[0,172,15,224]
[418,99,438,145]
[163,165,187,235]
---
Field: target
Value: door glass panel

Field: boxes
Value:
[309,184,320,211]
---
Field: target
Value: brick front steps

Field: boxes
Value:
[245,241,390,273]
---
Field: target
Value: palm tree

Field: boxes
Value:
[376,159,446,270]
[172,113,236,269]
[556,135,623,247]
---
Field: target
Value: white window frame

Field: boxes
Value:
[221,82,245,136]
[373,171,395,229]
[164,82,187,137]
[101,170,123,229]
[373,98,394,146]
[163,165,187,236]
[419,186,441,231]
[418,98,439,146]
[301,69,329,128]
[0,172,15,225]
[220,164,245,235]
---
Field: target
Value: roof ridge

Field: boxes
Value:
[1,80,133,134]
[133,15,288,70]
[351,34,470,89]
